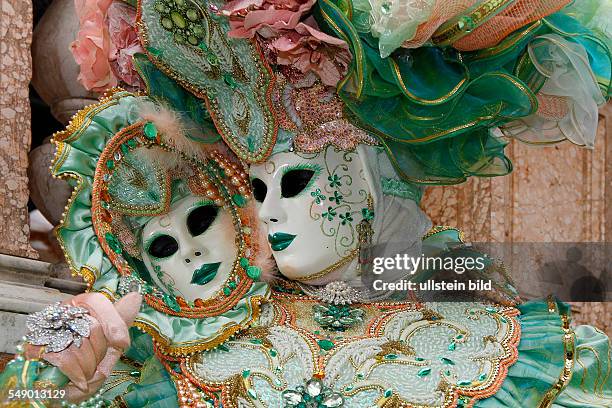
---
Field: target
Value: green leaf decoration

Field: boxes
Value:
[137,0,277,163]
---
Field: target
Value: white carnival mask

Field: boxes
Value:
[249,146,373,283]
[140,195,237,302]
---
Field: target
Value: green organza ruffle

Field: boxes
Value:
[314,0,611,184]
[477,300,612,407]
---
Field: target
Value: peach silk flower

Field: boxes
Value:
[71,0,118,92]
[270,18,351,87]
[222,0,318,38]
[222,1,351,86]
[107,1,145,89]
[25,292,142,403]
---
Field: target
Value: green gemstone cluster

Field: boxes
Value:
[154,0,206,46]
[313,304,365,332]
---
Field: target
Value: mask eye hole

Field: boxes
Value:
[187,204,218,237]
[281,169,315,198]
[251,178,267,202]
[147,234,179,259]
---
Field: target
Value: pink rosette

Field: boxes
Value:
[107,1,145,90]
[270,18,351,87]
[70,0,117,92]
[70,0,144,92]
[222,0,317,38]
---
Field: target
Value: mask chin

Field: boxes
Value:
[140,195,237,302]
[249,146,373,283]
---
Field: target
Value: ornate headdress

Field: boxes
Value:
[51,62,274,354]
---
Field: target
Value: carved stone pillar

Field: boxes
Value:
[0,0,37,258]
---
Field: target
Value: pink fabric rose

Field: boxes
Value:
[71,0,118,92]
[222,0,317,38]
[221,1,351,86]
[107,2,145,90]
[270,18,351,87]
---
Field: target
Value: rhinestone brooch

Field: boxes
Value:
[25,302,92,353]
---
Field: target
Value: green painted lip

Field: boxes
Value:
[268,232,296,251]
[191,262,221,285]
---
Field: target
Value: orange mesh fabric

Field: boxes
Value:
[536,94,570,120]
[401,0,478,48]
[453,0,571,50]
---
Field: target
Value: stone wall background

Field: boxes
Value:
[422,105,612,337]
[0,0,37,259]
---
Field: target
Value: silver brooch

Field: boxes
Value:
[307,281,364,305]
[25,302,92,353]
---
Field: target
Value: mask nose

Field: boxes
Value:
[258,191,287,225]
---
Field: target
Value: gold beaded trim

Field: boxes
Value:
[538,301,576,407]
[292,248,359,283]
[432,0,516,46]
[135,294,267,356]
[423,225,466,242]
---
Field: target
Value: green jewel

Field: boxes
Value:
[269,348,278,357]
[345,385,353,392]
[147,46,162,57]
[223,287,232,296]
[417,367,431,377]
[317,339,334,351]
[143,122,158,139]
[247,388,258,399]
[163,294,181,312]
[448,342,456,351]
[329,191,343,204]
[384,388,393,398]
[223,72,238,89]
[218,344,230,352]
[246,136,256,152]
[106,160,115,170]
[232,194,247,207]
[445,370,451,376]
[174,33,186,44]
[415,357,425,361]
[478,373,487,381]
[185,8,199,21]
[120,144,129,155]
[361,208,374,221]
[322,207,337,221]
[457,380,472,386]
[384,354,398,360]
[104,232,122,254]
[485,307,497,313]
[328,174,341,187]
[161,17,173,30]
[170,11,186,28]
[228,281,237,289]
[242,369,250,378]
[339,212,354,225]
[240,257,250,268]
[356,373,364,380]
[127,139,137,148]
[249,339,262,345]
[246,265,261,280]
[312,304,365,332]
[310,188,326,204]
[440,357,455,365]
[206,53,219,66]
